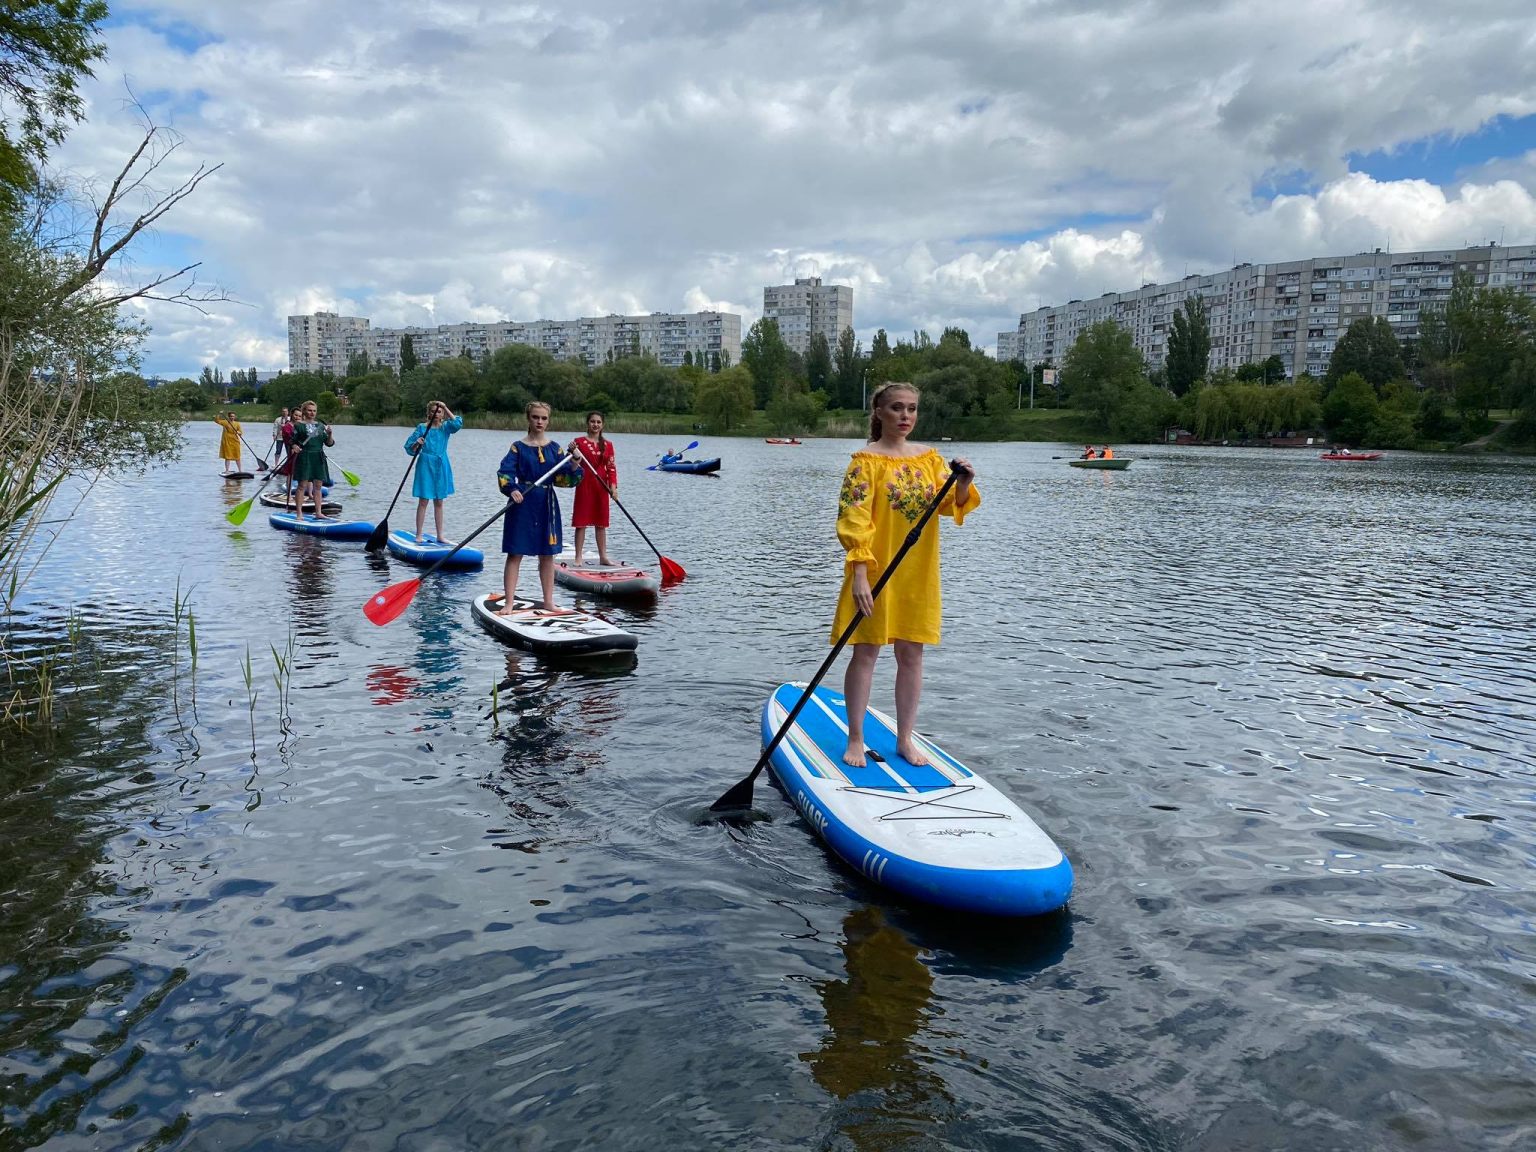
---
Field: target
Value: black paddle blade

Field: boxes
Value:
[708,776,758,814]
[364,518,389,553]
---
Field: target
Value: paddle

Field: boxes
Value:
[328,462,363,486]
[647,439,699,471]
[363,449,574,626]
[226,462,283,525]
[572,442,685,584]
[708,462,965,815]
[365,455,418,553]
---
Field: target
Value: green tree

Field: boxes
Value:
[0,1,107,209]
[1262,354,1287,385]
[833,325,863,408]
[316,390,341,420]
[740,317,789,407]
[806,331,832,395]
[1321,371,1379,444]
[1059,320,1147,427]
[694,365,755,431]
[1165,296,1211,397]
[477,343,554,411]
[428,356,477,413]
[349,371,401,423]
[346,350,370,378]
[1326,316,1404,391]
[156,377,205,412]
[399,334,418,372]
[869,328,891,364]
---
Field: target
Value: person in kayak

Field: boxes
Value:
[570,410,619,567]
[833,382,979,769]
[214,412,243,474]
[497,401,581,614]
[290,401,335,520]
[405,400,462,544]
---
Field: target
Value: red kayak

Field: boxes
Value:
[765,437,802,445]
[1319,451,1383,461]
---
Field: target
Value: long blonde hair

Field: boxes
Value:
[869,382,919,442]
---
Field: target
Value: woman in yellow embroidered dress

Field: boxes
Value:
[833,382,978,769]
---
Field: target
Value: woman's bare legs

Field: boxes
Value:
[500,555,523,614]
[841,643,880,767]
[432,499,446,542]
[537,554,556,609]
[414,498,427,540]
[572,526,587,565]
[596,526,614,566]
[892,640,929,766]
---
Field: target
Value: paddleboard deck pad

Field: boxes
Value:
[762,682,1072,916]
[553,549,659,600]
[268,512,376,540]
[386,530,484,570]
[471,592,638,657]
[260,491,342,515]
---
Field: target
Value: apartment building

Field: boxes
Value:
[286,310,744,374]
[762,277,853,357]
[996,330,1021,362]
[1013,243,1536,379]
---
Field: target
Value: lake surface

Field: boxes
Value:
[2,423,1534,1151]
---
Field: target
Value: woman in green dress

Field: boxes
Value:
[290,400,334,519]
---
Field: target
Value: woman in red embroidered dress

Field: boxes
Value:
[570,410,619,566]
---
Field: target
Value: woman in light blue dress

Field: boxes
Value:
[404,400,462,543]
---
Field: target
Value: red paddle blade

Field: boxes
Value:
[659,556,686,584]
[363,577,422,625]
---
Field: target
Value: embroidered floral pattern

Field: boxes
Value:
[885,463,933,522]
[839,464,869,515]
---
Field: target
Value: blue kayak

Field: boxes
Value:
[650,457,721,474]
[385,529,484,570]
[268,512,376,540]
[761,682,1073,917]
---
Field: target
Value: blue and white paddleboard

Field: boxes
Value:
[386,529,484,570]
[268,511,376,540]
[762,682,1073,917]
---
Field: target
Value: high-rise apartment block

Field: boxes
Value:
[995,330,1021,362]
[762,277,853,357]
[287,310,743,375]
[1013,243,1536,379]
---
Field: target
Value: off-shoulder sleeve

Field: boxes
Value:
[405,423,426,454]
[941,480,981,527]
[836,458,877,577]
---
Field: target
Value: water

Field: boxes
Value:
[2,424,1534,1151]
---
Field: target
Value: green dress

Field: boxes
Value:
[291,420,331,483]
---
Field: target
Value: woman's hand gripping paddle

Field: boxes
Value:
[572,441,686,584]
[365,455,418,553]
[708,462,964,816]
[363,450,574,625]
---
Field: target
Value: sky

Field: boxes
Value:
[49,0,1536,377]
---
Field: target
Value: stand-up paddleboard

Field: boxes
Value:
[268,511,375,540]
[386,529,484,570]
[471,592,637,657]
[221,471,255,480]
[260,491,342,515]
[762,682,1073,916]
[553,549,659,600]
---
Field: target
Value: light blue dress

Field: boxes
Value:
[406,415,462,500]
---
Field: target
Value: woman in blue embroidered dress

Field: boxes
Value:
[404,399,462,543]
[496,401,580,614]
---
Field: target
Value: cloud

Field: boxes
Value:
[46,0,1536,370]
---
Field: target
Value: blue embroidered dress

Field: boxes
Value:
[405,415,462,500]
[497,440,578,555]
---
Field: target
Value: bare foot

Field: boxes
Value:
[896,737,931,767]
[598,556,616,567]
[571,554,584,566]
[841,743,867,768]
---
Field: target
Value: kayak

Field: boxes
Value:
[268,511,376,540]
[651,457,721,474]
[761,682,1073,917]
[259,491,342,515]
[471,593,638,657]
[765,438,802,445]
[1068,458,1130,470]
[386,529,484,570]
[221,471,255,480]
[553,550,659,600]
[1319,451,1383,461]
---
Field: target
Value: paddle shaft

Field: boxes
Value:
[366,455,418,551]
[411,450,574,581]
[710,465,963,813]
[572,441,674,571]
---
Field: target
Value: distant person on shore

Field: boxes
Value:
[833,381,979,769]
[571,410,619,566]
[214,412,242,474]
[290,400,334,520]
[496,401,581,614]
[405,399,462,543]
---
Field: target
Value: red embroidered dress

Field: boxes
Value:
[570,436,617,528]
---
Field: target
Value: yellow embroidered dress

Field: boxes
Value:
[831,447,980,646]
